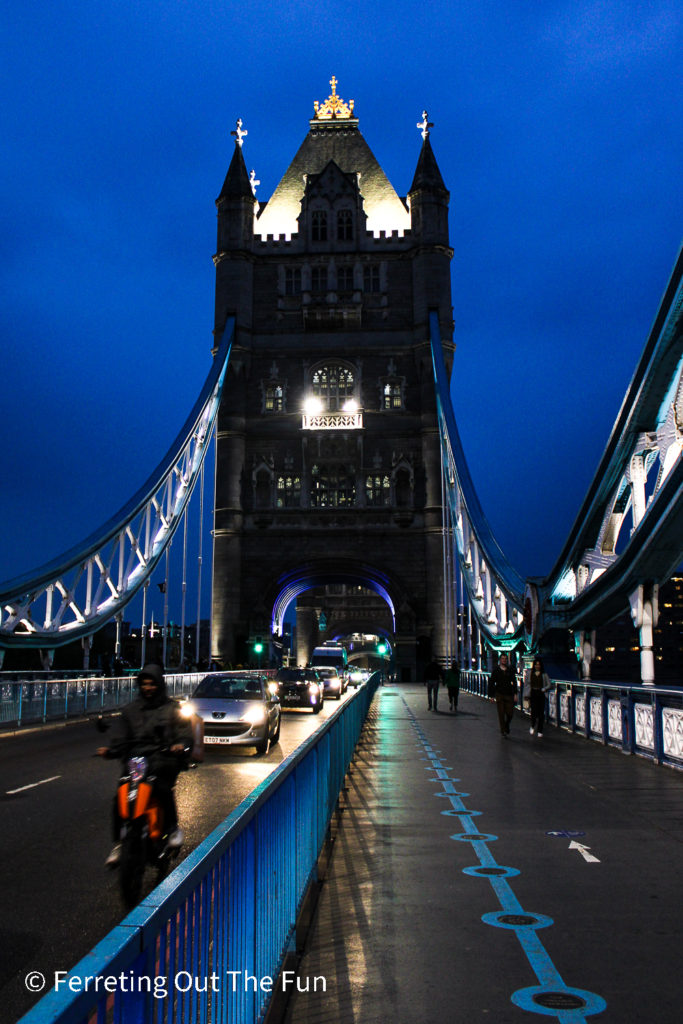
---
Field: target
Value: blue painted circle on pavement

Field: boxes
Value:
[512,985,606,1016]
[441,809,482,817]
[435,791,469,798]
[482,911,553,930]
[463,865,520,878]
[451,832,497,843]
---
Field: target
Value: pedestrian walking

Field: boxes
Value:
[424,659,443,711]
[444,660,460,712]
[526,657,551,737]
[488,653,517,736]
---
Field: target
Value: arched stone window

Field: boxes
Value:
[310,464,355,507]
[311,363,355,411]
[383,381,404,410]
[337,209,353,241]
[366,474,391,506]
[264,383,285,412]
[312,210,327,242]
[276,475,301,508]
[311,265,328,293]
[337,265,354,292]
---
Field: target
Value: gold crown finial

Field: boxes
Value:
[313,76,355,120]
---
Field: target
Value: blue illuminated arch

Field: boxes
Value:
[270,564,398,636]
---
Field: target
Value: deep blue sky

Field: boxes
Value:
[2,1,681,624]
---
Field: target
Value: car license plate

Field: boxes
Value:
[204,736,233,744]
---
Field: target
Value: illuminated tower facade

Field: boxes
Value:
[211,81,454,678]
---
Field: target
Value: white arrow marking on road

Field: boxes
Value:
[569,840,600,863]
[6,775,61,795]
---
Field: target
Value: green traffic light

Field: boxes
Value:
[377,642,387,655]
[253,642,264,654]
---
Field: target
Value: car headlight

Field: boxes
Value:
[179,702,195,719]
[241,706,267,726]
[308,684,319,694]
[267,681,279,696]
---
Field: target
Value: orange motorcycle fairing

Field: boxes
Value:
[117,782,130,819]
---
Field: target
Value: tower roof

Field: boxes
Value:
[409,134,448,195]
[256,78,410,238]
[217,135,253,203]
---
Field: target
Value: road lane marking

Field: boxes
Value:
[404,696,607,1021]
[6,775,61,795]
[569,841,600,863]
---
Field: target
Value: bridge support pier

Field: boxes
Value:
[630,583,659,685]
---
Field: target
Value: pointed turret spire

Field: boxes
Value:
[409,133,448,195]
[217,136,254,202]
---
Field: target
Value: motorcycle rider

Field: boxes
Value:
[97,663,193,867]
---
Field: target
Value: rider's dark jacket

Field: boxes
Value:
[105,664,192,771]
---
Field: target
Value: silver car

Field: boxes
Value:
[183,672,280,754]
[315,666,346,699]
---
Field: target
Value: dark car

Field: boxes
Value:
[182,672,280,754]
[274,668,324,713]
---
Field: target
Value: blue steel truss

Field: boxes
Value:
[0,320,234,649]
[431,244,683,660]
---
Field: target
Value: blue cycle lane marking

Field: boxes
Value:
[406,698,606,1021]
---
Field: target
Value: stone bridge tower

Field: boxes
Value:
[211,81,454,679]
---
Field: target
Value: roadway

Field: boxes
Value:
[0,691,353,1022]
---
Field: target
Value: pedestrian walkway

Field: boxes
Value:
[285,685,683,1023]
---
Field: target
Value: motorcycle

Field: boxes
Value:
[95,716,192,907]
[115,751,182,907]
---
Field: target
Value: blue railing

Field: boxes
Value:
[19,675,381,1024]
[0,673,202,728]
[461,670,683,769]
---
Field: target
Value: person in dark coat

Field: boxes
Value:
[488,654,517,736]
[424,659,443,711]
[98,663,193,866]
[444,660,461,712]
[527,657,551,737]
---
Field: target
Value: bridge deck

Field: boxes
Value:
[285,685,683,1024]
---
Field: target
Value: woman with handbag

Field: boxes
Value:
[527,658,551,737]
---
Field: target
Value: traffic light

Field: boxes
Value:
[377,641,387,655]
[253,638,264,655]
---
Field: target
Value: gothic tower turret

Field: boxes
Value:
[408,111,452,331]
[214,120,257,337]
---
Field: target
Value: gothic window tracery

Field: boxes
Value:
[276,475,301,508]
[366,474,391,506]
[311,363,355,411]
[337,209,353,241]
[382,380,404,410]
[310,464,355,507]
[311,266,328,293]
[337,265,354,292]
[312,210,328,242]
[284,268,302,295]
[364,265,380,293]
[264,383,285,413]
